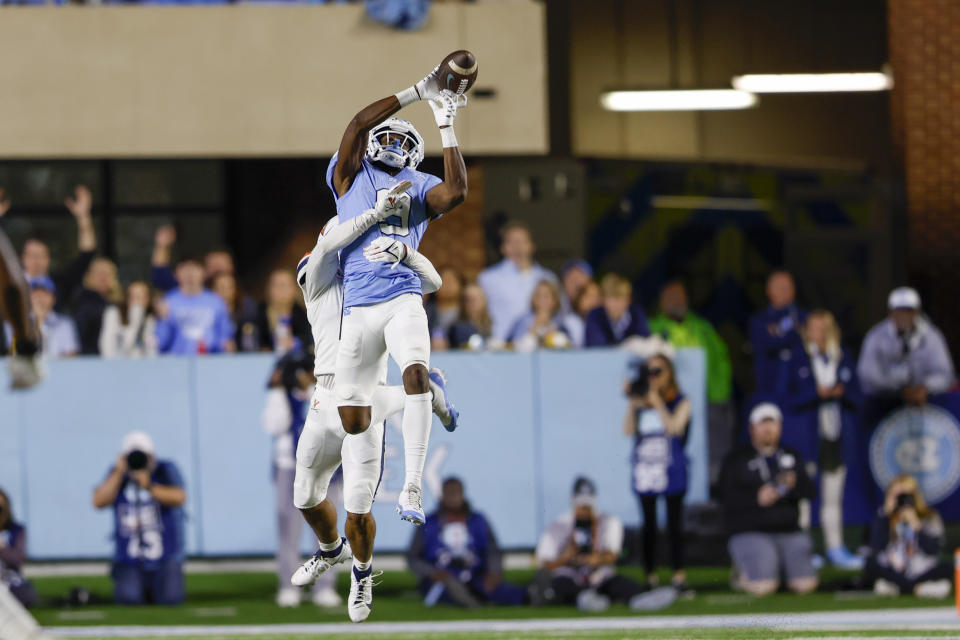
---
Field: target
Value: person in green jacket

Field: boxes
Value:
[648,281,734,483]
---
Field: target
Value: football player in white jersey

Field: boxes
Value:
[290,183,455,623]
[0,226,42,390]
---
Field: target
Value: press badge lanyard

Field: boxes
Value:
[748,450,782,483]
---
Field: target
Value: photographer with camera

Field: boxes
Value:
[533,477,674,612]
[622,353,691,591]
[718,403,818,596]
[92,432,186,605]
[863,474,952,598]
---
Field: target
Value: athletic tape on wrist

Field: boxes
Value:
[440,127,458,148]
[395,86,419,107]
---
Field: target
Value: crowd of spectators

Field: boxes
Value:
[5,190,960,605]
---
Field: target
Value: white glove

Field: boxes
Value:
[9,354,45,390]
[364,236,408,269]
[373,180,413,221]
[428,90,467,129]
[414,65,442,101]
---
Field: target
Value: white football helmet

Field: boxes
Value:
[366,118,425,170]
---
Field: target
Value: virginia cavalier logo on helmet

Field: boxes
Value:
[366,118,425,170]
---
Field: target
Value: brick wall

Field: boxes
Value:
[889,0,960,352]
[417,165,487,282]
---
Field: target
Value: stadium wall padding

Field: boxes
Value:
[0,348,707,559]
[0,3,546,157]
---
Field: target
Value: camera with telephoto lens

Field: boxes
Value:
[628,359,651,397]
[126,449,148,471]
[896,493,916,510]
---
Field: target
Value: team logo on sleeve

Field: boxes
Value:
[869,405,960,503]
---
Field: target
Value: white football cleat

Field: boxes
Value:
[348,565,379,623]
[291,538,352,587]
[311,586,343,608]
[275,587,301,608]
[397,483,425,526]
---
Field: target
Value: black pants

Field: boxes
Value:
[639,493,685,575]
[550,574,645,605]
[863,557,953,593]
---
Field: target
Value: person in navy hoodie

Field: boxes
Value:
[406,477,526,607]
[622,353,692,591]
[0,488,35,608]
[585,274,649,347]
[778,310,862,570]
[92,432,187,605]
[749,271,807,393]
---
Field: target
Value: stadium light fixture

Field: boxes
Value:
[731,71,893,93]
[600,89,758,112]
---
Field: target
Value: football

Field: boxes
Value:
[438,50,479,96]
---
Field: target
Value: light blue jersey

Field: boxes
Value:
[326,153,441,308]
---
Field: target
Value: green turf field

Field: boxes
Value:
[61,632,960,640]
[29,565,956,636]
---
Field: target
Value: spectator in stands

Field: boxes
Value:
[73,257,122,355]
[865,474,953,598]
[155,257,233,354]
[21,276,79,358]
[1,185,98,312]
[857,287,955,407]
[779,310,862,570]
[622,353,691,591]
[254,269,310,354]
[507,280,576,351]
[151,224,237,293]
[648,281,733,482]
[478,221,557,345]
[749,270,806,394]
[718,403,817,596]
[573,280,600,317]
[534,477,665,611]
[426,267,463,352]
[560,259,593,311]
[262,353,341,608]
[584,274,649,347]
[407,477,526,608]
[99,281,158,358]
[448,283,493,351]
[211,272,259,352]
[0,488,36,608]
[92,432,186,605]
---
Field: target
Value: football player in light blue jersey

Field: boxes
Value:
[328,66,466,536]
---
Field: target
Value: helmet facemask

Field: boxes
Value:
[366,118,425,170]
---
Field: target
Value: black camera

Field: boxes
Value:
[126,449,148,471]
[896,493,916,510]
[573,519,594,554]
[628,360,651,397]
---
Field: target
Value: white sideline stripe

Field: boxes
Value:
[46,607,960,637]
[26,553,536,578]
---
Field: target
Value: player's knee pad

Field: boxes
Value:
[293,475,328,511]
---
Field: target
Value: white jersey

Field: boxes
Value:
[296,234,344,377]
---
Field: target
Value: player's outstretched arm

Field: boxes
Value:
[363,237,443,294]
[424,92,468,218]
[299,182,414,298]
[0,228,38,351]
[333,66,444,197]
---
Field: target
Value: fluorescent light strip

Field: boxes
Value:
[731,72,892,93]
[600,89,758,112]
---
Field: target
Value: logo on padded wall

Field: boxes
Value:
[869,405,960,504]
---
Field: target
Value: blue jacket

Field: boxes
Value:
[407,509,502,587]
[584,304,649,347]
[777,344,861,467]
[749,304,808,393]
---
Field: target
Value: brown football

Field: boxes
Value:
[438,50,478,96]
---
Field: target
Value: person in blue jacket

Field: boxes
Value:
[92,432,187,605]
[749,271,807,393]
[778,310,862,570]
[622,353,691,591]
[406,477,526,607]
